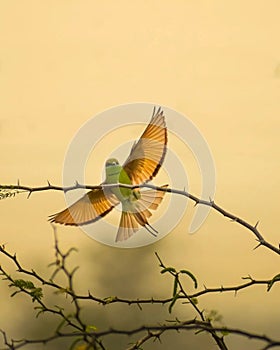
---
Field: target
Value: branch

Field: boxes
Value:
[1,244,279,309]
[1,321,280,350]
[1,237,280,349]
[154,252,228,350]
[1,182,279,255]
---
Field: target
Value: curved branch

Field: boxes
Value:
[1,182,279,255]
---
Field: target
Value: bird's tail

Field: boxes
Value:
[115,185,168,242]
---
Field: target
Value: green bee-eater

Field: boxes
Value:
[49,107,168,242]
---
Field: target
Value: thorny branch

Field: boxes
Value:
[1,322,280,350]
[0,237,280,349]
[0,234,103,350]
[1,182,280,255]
[1,182,280,349]
[0,242,278,306]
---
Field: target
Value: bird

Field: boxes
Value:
[49,107,168,242]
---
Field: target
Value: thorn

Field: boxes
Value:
[75,180,79,186]
[17,179,20,187]
[155,333,162,342]
[194,201,199,207]
[47,180,51,186]
[201,309,205,317]
[242,275,252,281]
[253,242,262,250]
[254,220,259,228]
[27,191,32,199]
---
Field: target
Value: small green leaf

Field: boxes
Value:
[86,325,97,332]
[168,293,180,313]
[179,269,198,289]
[0,188,19,200]
[34,306,46,318]
[267,273,280,292]
[220,328,229,336]
[172,276,178,296]
[54,287,70,295]
[69,338,84,350]
[12,279,35,289]
[205,309,223,323]
[30,287,43,302]
[161,267,176,274]
[190,297,198,305]
[10,279,43,301]
[103,296,117,304]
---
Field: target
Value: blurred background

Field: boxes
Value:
[1,1,280,349]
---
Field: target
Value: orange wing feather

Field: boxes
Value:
[122,107,167,185]
[49,188,119,225]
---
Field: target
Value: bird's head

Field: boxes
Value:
[105,158,121,181]
[105,158,120,167]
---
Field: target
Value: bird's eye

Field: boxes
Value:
[106,160,118,167]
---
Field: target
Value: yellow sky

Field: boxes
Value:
[1,1,280,349]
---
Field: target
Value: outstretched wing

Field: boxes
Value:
[122,107,167,185]
[49,188,119,225]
